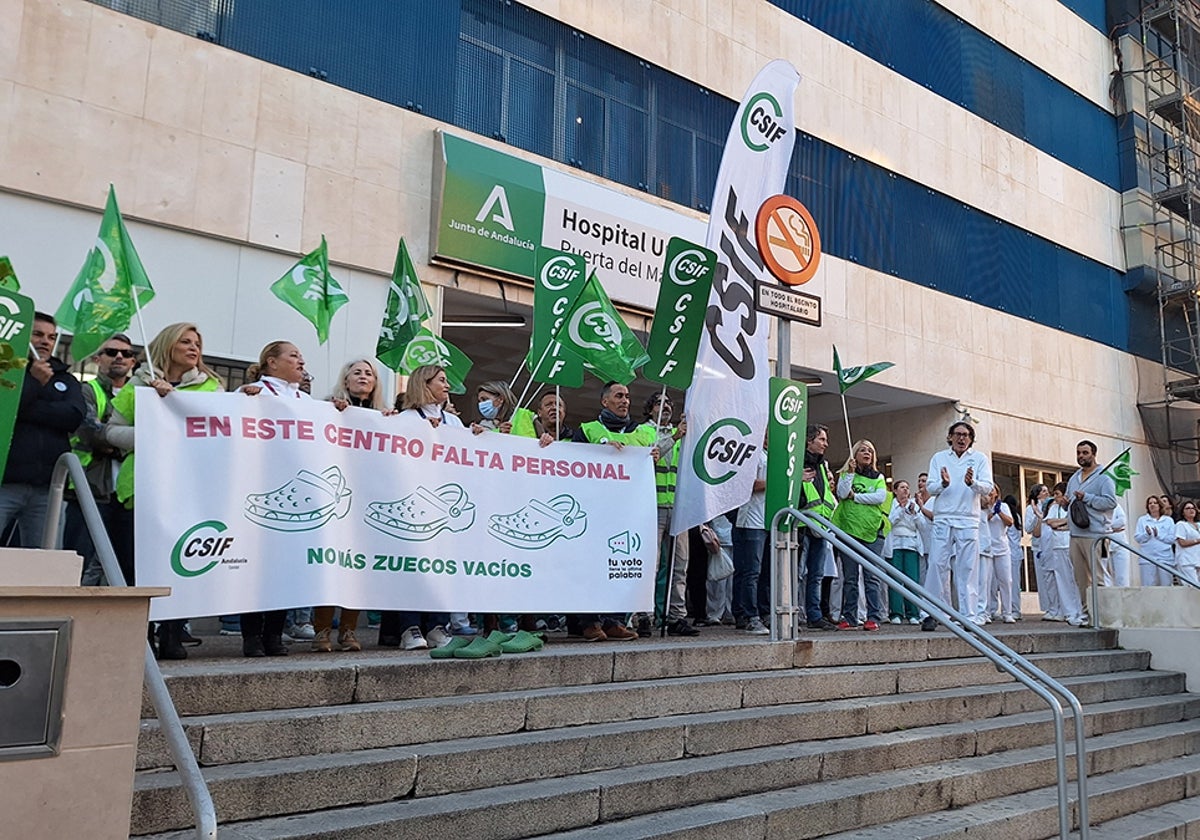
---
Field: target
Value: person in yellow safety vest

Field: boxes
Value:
[568,381,656,642]
[830,439,891,631]
[798,424,840,630]
[637,391,696,637]
[511,391,575,445]
[64,333,136,587]
[105,323,224,661]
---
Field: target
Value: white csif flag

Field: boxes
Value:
[671,59,800,535]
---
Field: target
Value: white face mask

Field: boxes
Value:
[478,399,499,420]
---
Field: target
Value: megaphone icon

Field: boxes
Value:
[608,530,642,555]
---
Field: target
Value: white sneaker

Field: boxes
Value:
[1042,613,1064,622]
[969,615,988,626]
[908,617,921,625]
[889,617,902,625]
[744,618,770,635]
[1067,616,1087,627]
[1002,615,1016,624]
[426,626,453,648]
[287,623,316,640]
[401,627,428,650]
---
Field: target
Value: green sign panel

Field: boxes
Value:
[644,237,715,389]
[766,377,807,532]
[528,248,587,386]
[0,288,35,479]
[434,132,545,278]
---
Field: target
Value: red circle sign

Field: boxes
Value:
[755,194,821,286]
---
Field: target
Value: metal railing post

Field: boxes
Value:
[774,507,1091,839]
[45,454,218,840]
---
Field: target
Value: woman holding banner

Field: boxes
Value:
[237,340,312,656]
[376,364,461,651]
[107,322,224,660]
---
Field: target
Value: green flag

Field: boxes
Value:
[527,248,586,387]
[376,238,432,372]
[558,272,649,385]
[833,345,893,393]
[0,258,19,292]
[400,327,473,394]
[54,186,155,359]
[1104,448,1137,496]
[644,237,715,389]
[270,236,347,344]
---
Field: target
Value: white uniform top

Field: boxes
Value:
[399,404,465,429]
[1174,520,1200,567]
[985,501,1010,556]
[1134,514,1176,563]
[735,450,769,529]
[253,375,311,399]
[926,447,994,528]
[1044,502,1071,551]
[1024,504,1043,554]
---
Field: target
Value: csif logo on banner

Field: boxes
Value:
[540,254,583,291]
[740,92,788,152]
[171,520,245,578]
[692,418,757,485]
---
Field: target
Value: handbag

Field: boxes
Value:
[1069,497,1091,529]
[707,544,734,581]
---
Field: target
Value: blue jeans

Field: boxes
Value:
[0,483,50,548]
[838,536,886,623]
[801,529,829,623]
[731,526,766,622]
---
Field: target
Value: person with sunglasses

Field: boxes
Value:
[64,334,138,586]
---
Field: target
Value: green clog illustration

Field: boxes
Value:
[365,483,476,541]
[244,466,352,532]
[487,494,587,549]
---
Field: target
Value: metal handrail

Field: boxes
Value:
[1088,534,1200,628]
[771,507,1090,840]
[41,453,218,840]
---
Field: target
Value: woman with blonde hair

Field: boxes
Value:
[107,322,224,659]
[830,439,889,630]
[472,379,517,433]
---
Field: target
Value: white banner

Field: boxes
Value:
[135,393,657,621]
[673,60,801,534]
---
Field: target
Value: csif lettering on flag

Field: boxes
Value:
[269,236,348,345]
[671,60,800,535]
[400,327,473,394]
[527,247,587,386]
[376,238,432,372]
[643,237,716,390]
[556,271,649,385]
[54,185,155,359]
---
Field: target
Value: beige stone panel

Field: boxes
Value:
[201,47,261,148]
[4,85,85,200]
[351,180,404,273]
[0,743,136,839]
[0,80,13,170]
[753,4,784,63]
[82,6,152,117]
[0,0,23,85]
[398,116,437,203]
[143,29,209,134]
[74,103,142,202]
[248,152,305,250]
[663,6,699,76]
[306,83,359,175]
[302,167,356,254]
[132,121,199,228]
[256,64,311,163]
[194,135,254,240]
[354,96,405,190]
[14,0,90,98]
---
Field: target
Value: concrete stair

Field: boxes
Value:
[131,627,1200,839]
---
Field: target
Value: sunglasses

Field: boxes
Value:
[101,348,136,358]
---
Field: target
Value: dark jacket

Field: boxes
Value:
[5,358,85,486]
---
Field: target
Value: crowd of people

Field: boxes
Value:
[8,310,1193,662]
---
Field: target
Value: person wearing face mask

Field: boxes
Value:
[65,333,136,585]
[471,380,517,434]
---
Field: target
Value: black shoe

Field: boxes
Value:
[921,616,938,632]
[263,635,289,656]
[156,621,187,660]
[242,636,266,657]
[667,619,699,637]
[807,618,838,630]
[377,634,401,648]
[635,616,653,637]
[179,628,202,646]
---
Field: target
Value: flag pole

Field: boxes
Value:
[131,289,157,379]
[554,385,561,440]
[840,390,852,448]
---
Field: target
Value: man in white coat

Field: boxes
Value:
[921,421,994,631]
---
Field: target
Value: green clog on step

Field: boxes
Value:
[429,636,472,659]
[499,629,545,654]
[452,636,503,659]
[485,630,515,644]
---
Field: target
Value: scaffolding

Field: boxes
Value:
[1130,0,1200,496]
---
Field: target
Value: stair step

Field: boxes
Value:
[136,723,1200,840]
[129,690,1200,835]
[135,648,1170,770]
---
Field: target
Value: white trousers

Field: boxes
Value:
[924,521,980,621]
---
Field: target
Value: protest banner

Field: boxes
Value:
[135,392,657,620]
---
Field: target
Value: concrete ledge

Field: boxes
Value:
[1119,628,1200,692]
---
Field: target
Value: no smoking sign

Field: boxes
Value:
[754,194,821,286]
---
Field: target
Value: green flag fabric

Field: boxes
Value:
[643,238,716,389]
[558,272,649,385]
[270,236,348,345]
[0,257,19,292]
[54,186,155,359]
[376,238,433,372]
[527,248,586,387]
[400,327,473,394]
[833,345,893,394]
[1104,448,1137,496]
